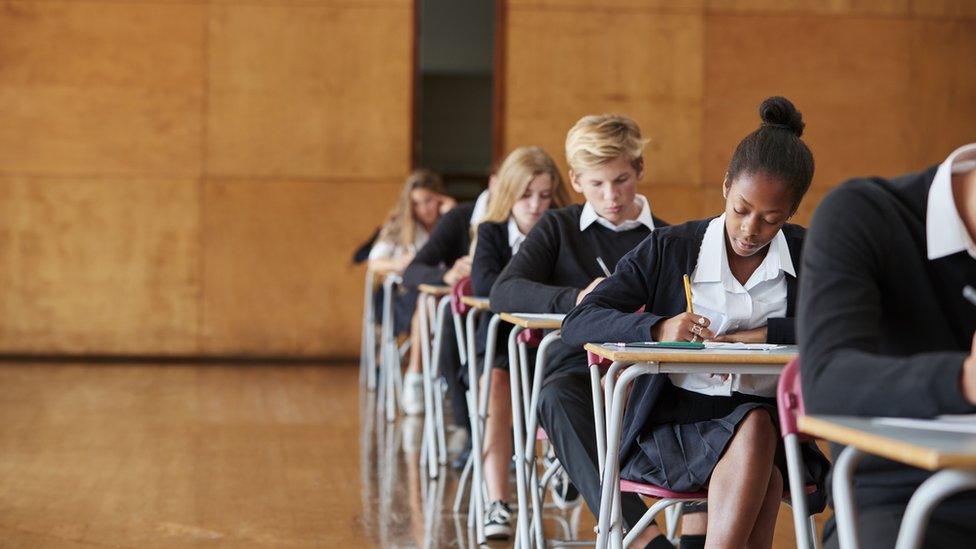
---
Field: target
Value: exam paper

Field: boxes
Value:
[702,342,784,351]
[874,415,976,435]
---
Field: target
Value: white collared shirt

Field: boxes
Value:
[927,143,976,260]
[579,194,656,232]
[367,226,430,261]
[668,214,793,398]
[507,217,527,255]
[471,189,490,227]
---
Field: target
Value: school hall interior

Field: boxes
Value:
[1,0,975,547]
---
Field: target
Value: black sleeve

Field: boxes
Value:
[489,213,579,314]
[403,208,468,288]
[472,224,506,297]
[798,186,972,417]
[766,318,795,345]
[561,235,667,347]
[352,227,380,264]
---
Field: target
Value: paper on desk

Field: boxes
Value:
[513,313,566,321]
[873,415,976,435]
[702,342,784,351]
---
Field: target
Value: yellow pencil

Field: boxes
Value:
[683,274,694,314]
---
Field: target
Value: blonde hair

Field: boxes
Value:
[470,147,570,254]
[565,114,647,175]
[378,169,445,250]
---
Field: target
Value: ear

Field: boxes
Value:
[569,169,583,193]
[722,174,731,200]
[634,157,645,181]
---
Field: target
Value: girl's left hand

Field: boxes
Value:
[707,325,768,343]
[438,195,457,214]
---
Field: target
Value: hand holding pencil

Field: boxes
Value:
[650,274,713,342]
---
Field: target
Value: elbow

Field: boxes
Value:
[559,307,588,347]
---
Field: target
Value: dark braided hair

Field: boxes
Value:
[726,96,814,211]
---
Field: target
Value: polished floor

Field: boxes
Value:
[0,361,826,547]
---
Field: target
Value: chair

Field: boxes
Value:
[777,357,822,549]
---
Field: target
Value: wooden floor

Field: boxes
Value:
[0,361,826,547]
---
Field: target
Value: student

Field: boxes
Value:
[401,175,494,432]
[489,114,673,546]
[368,170,453,404]
[468,146,570,538]
[798,142,976,548]
[561,97,828,549]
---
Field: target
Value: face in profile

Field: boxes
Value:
[722,170,795,257]
[410,188,441,228]
[570,155,642,225]
[511,173,554,233]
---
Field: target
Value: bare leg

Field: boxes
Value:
[483,368,512,502]
[747,466,783,549]
[704,409,778,549]
[683,512,707,535]
[406,308,421,374]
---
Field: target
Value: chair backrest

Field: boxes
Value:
[517,328,544,347]
[450,276,473,316]
[776,357,806,438]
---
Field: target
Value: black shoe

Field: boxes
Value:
[550,470,581,510]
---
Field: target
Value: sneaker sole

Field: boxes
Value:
[484,524,512,540]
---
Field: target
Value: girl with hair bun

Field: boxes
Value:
[562,97,828,548]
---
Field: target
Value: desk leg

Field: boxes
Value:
[832,446,863,549]
[591,364,607,476]
[526,331,561,549]
[508,326,531,549]
[465,308,486,545]
[894,469,976,549]
[418,294,438,479]
[431,298,451,466]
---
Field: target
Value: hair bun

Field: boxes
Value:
[759,96,804,137]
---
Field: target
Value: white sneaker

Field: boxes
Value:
[401,372,425,416]
[484,500,513,540]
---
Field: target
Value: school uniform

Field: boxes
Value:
[403,193,486,429]
[467,218,524,381]
[368,226,430,335]
[799,144,976,548]
[564,216,826,509]
[489,195,667,528]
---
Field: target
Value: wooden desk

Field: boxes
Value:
[499,312,565,330]
[585,343,796,373]
[800,414,976,549]
[460,295,490,311]
[417,283,451,297]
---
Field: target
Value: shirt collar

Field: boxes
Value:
[579,194,656,232]
[507,217,527,255]
[926,143,976,260]
[693,214,795,285]
[470,189,490,228]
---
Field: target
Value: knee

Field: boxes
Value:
[737,408,778,450]
[490,367,510,388]
[537,376,575,414]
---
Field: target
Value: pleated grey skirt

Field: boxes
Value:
[620,381,829,513]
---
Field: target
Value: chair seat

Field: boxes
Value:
[620,480,707,499]
[620,479,818,500]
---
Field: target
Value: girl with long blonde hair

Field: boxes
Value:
[468,146,570,539]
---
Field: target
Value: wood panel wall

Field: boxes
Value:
[502,0,976,225]
[0,0,412,357]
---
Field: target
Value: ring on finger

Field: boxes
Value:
[692,324,702,335]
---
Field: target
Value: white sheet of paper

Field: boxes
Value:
[512,313,566,321]
[873,415,976,435]
[702,342,784,351]
[694,305,729,336]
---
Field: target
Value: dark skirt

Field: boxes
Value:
[620,381,829,513]
[372,285,418,336]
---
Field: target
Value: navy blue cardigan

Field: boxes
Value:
[561,217,805,462]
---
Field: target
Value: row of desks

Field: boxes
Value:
[418,286,976,549]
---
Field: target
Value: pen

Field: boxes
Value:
[596,257,612,277]
[964,285,976,307]
[683,274,694,314]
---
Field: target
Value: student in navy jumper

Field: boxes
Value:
[469,146,571,539]
[490,114,678,547]
[562,97,828,549]
[799,142,976,548]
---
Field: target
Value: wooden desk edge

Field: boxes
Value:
[583,343,795,364]
[460,296,491,310]
[796,415,976,470]
[418,284,451,296]
[498,312,564,329]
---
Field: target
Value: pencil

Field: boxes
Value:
[683,274,694,314]
[596,257,612,277]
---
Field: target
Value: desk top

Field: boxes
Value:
[799,415,976,470]
[499,312,565,329]
[460,296,491,310]
[584,343,797,364]
[417,284,451,296]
